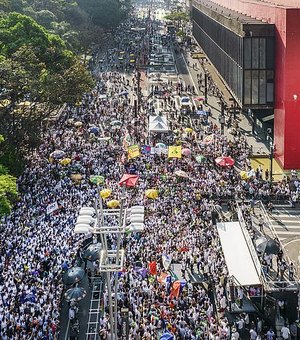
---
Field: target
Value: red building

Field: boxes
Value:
[192,0,300,169]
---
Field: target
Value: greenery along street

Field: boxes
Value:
[0,0,131,215]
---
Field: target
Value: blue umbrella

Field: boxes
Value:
[160,332,174,340]
[65,287,87,302]
[89,126,100,134]
[196,110,207,115]
[180,96,190,103]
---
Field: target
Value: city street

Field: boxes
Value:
[1,1,300,340]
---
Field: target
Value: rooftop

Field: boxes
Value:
[195,0,267,24]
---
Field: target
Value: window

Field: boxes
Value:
[259,39,266,69]
[252,70,259,104]
[244,70,251,105]
[267,70,274,103]
[259,70,266,104]
[244,38,251,69]
[252,38,259,68]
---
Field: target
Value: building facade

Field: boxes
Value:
[191,0,300,169]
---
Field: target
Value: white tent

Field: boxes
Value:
[149,115,169,133]
[217,221,262,286]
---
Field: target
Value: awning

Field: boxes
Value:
[217,222,261,286]
[149,115,169,133]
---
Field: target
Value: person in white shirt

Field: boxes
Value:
[281,325,290,339]
[250,328,258,339]
[231,326,239,340]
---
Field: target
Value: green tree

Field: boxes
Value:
[0,136,17,216]
[165,11,189,31]
[0,13,94,155]
[77,0,130,29]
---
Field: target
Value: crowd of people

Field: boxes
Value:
[0,5,298,340]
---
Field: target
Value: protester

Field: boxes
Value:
[0,6,294,339]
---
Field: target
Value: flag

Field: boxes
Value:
[160,331,174,340]
[123,132,131,149]
[157,272,171,285]
[168,145,182,158]
[134,267,148,279]
[120,153,126,164]
[46,202,59,214]
[162,254,172,271]
[169,280,181,299]
[141,145,151,154]
[148,261,157,275]
[128,144,140,159]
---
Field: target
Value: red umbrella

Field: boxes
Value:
[215,156,235,167]
[119,174,139,187]
[194,97,205,101]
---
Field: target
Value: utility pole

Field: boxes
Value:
[267,128,274,186]
[204,71,208,103]
[269,141,274,186]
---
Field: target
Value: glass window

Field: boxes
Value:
[252,38,259,69]
[244,70,251,104]
[259,38,266,69]
[267,70,274,103]
[244,38,251,69]
[266,38,274,69]
[252,70,259,104]
[259,70,266,104]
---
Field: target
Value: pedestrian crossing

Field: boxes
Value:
[269,205,300,242]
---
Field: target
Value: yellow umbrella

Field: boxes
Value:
[240,171,248,180]
[107,200,120,208]
[145,189,159,199]
[130,53,135,57]
[60,158,72,166]
[0,99,11,108]
[71,174,82,181]
[129,59,135,63]
[184,127,193,133]
[100,188,112,199]
[17,101,31,107]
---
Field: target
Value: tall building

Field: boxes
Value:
[191,0,300,169]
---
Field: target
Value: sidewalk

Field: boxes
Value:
[183,47,270,155]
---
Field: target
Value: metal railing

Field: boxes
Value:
[236,200,299,292]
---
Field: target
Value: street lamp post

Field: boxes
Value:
[204,71,208,103]
[269,141,274,186]
[75,189,145,339]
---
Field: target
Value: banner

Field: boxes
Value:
[162,254,172,271]
[46,202,59,214]
[123,132,131,150]
[141,145,151,154]
[128,144,140,159]
[148,261,157,275]
[168,145,182,158]
[157,272,171,285]
[169,281,181,299]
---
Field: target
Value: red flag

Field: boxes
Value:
[170,281,181,299]
[157,272,171,285]
[148,261,157,275]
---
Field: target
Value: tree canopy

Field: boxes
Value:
[0,13,93,173]
[1,0,132,51]
[0,136,17,216]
